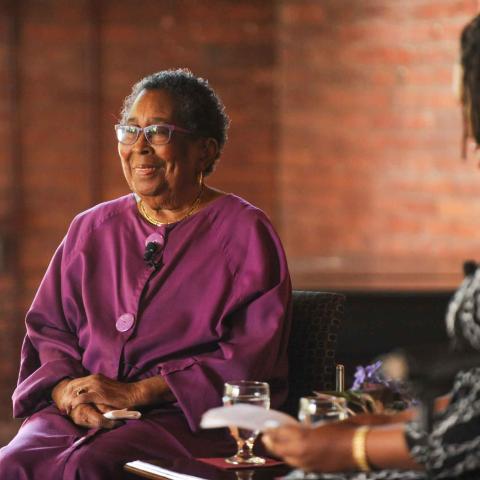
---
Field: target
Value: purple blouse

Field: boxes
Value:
[12,193,292,431]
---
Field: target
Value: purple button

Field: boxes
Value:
[145,233,165,248]
[116,313,135,332]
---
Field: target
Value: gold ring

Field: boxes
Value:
[75,388,87,397]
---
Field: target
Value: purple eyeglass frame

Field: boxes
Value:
[114,122,192,145]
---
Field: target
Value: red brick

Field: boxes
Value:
[1,0,480,445]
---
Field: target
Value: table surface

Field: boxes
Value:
[124,458,291,480]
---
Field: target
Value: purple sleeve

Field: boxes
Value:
[12,241,87,418]
[158,215,292,431]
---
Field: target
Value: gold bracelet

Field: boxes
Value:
[352,426,371,472]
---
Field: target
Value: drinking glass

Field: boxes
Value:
[293,396,348,479]
[223,380,270,465]
[298,396,348,426]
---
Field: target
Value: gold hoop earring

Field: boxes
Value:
[199,171,204,186]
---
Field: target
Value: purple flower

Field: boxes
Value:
[350,360,416,409]
[352,367,366,390]
[365,360,383,379]
[351,361,385,390]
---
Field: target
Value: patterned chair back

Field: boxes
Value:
[283,290,345,416]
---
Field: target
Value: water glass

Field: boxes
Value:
[223,380,270,465]
[298,396,348,426]
[293,396,348,479]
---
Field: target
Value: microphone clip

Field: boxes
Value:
[144,233,165,269]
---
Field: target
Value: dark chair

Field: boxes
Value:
[283,290,345,416]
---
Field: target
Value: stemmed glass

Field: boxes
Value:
[223,380,270,465]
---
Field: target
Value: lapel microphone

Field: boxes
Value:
[144,242,158,262]
[144,233,165,268]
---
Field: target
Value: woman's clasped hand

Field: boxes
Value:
[52,374,174,428]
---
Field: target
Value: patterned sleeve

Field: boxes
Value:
[405,367,480,479]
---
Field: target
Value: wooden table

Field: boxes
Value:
[124,458,291,480]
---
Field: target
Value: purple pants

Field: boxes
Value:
[0,405,234,479]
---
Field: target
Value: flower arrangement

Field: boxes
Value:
[350,359,415,413]
[317,360,415,414]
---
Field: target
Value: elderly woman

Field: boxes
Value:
[0,69,291,479]
[262,15,480,480]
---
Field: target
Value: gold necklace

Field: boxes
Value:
[138,186,203,226]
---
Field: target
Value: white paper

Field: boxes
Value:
[200,404,298,432]
[125,460,204,480]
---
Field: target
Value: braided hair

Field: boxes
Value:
[461,15,480,155]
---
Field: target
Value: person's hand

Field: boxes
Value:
[52,374,173,420]
[343,410,415,426]
[51,378,79,414]
[63,374,138,413]
[69,402,120,429]
[262,423,355,473]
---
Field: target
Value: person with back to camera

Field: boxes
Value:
[262,14,480,480]
[0,68,292,479]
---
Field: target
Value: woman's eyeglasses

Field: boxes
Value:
[114,123,192,146]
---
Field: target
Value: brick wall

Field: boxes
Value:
[0,0,278,445]
[0,0,479,446]
[278,0,480,289]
